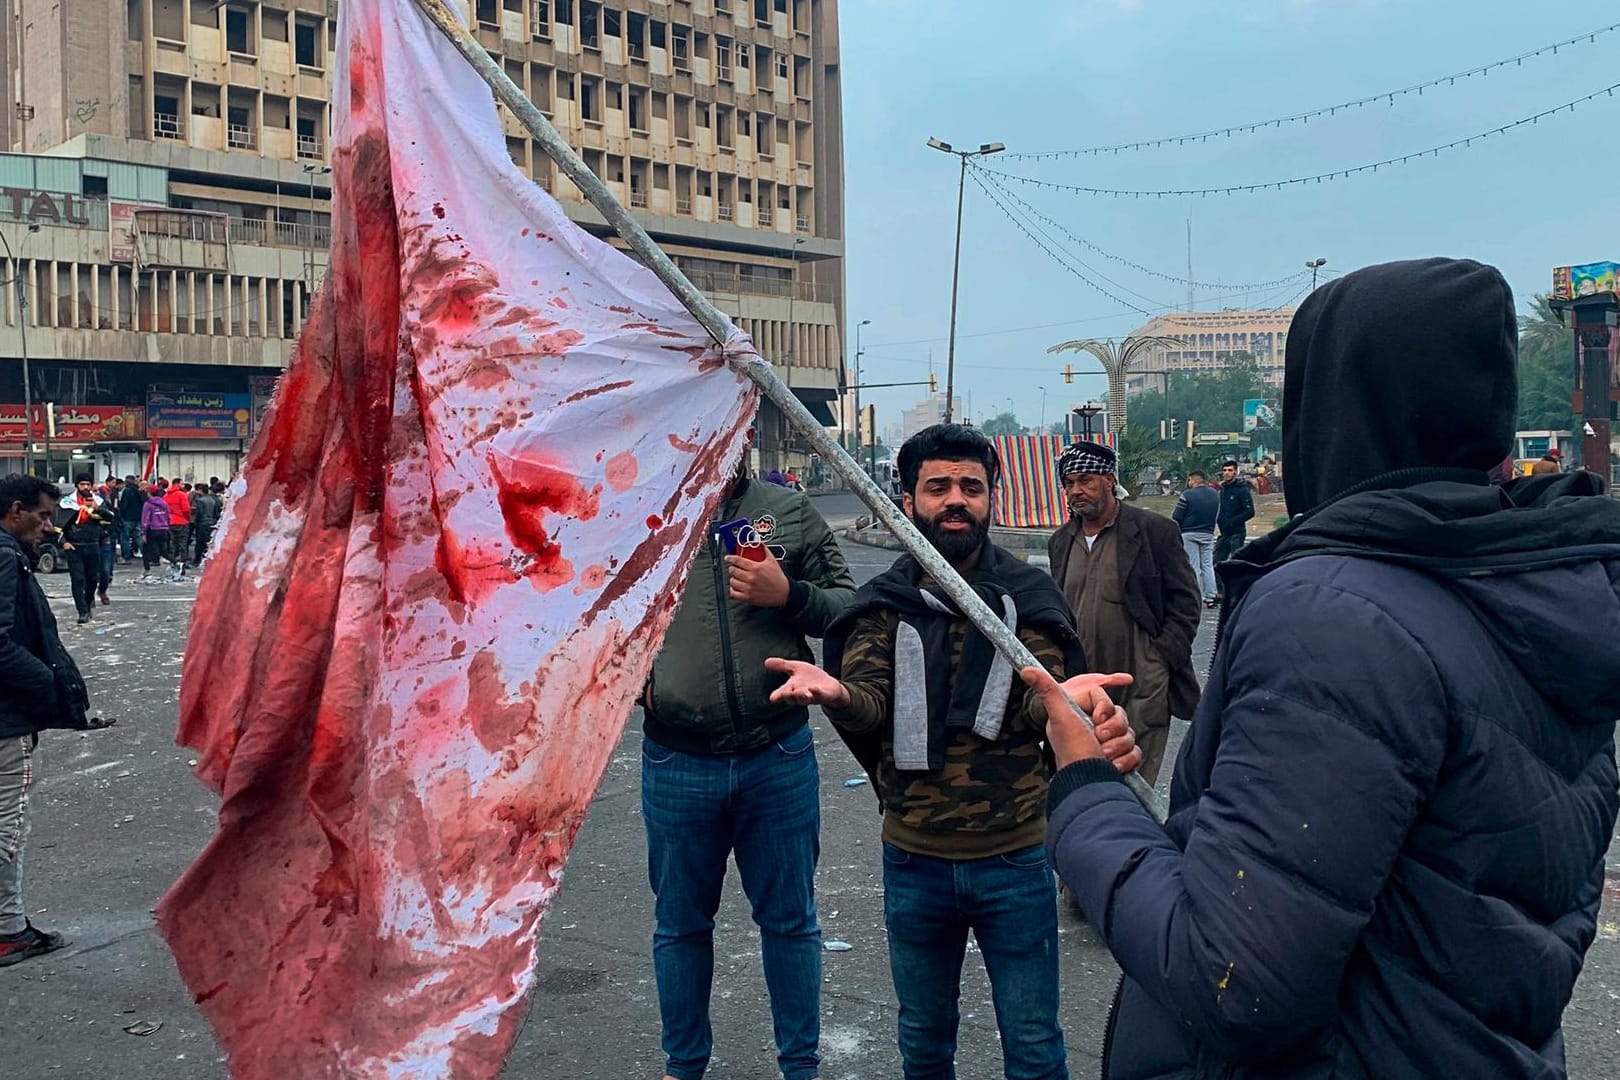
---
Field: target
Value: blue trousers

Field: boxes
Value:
[642,726,822,1080]
[883,842,1068,1080]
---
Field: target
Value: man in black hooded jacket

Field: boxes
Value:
[1026,258,1620,1079]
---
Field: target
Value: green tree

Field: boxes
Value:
[980,412,1024,437]
[1517,294,1575,431]
[1115,425,1164,496]
[1131,351,1272,437]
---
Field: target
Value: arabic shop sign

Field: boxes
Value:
[0,188,94,226]
[0,404,144,445]
[147,391,252,439]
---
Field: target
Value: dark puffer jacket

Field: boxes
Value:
[1046,259,1620,1079]
[1,529,91,738]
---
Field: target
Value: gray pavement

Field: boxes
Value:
[5,501,1620,1078]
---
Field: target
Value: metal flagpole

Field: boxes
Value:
[409,0,1164,820]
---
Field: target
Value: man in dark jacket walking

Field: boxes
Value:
[1029,258,1620,1079]
[189,483,223,565]
[639,463,855,1080]
[1171,471,1219,606]
[1,474,114,967]
[1048,441,1201,785]
[116,475,144,562]
[1213,459,1253,568]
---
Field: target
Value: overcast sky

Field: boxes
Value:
[837,0,1617,432]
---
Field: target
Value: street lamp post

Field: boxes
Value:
[1076,400,1103,442]
[301,163,333,290]
[783,236,806,464]
[1306,257,1327,291]
[853,318,871,459]
[927,136,1005,423]
[0,223,41,475]
[1039,386,1048,435]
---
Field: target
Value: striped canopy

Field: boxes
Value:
[992,433,1116,529]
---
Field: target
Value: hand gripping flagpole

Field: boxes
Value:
[410,0,1165,822]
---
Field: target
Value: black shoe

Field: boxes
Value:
[0,922,68,967]
[76,612,91,625]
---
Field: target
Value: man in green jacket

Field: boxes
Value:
[640,463,855,1080]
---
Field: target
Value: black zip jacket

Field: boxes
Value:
[0,530,91,738]
[643,479,855,755]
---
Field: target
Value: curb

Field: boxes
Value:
[842,527,1052,570]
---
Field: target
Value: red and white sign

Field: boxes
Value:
[156,2,757,1077]
[0,404,144,445]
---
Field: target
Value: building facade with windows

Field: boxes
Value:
[0,0,844,480]
[1122,308,1297,397]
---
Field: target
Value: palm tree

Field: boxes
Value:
[1046,335,1187,436]
[1519,294,1569,359]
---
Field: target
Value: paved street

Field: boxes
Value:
[4,490,1619,1078]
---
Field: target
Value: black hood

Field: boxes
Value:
[1283,258,1518,517]
[1221,470,1620,725]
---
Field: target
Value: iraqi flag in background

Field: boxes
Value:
[156,0,759,1076]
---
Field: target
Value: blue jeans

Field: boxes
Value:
[883,843,1067,1080]
[118,519,139,560]
[1181,531,1216,602]
[642,726,822,1080]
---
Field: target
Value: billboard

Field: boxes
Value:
[0,404,144,445]
[1552,261,1620,301]
[147,392,253,439]
[248,374,281,435]
[1243,398,1280,433]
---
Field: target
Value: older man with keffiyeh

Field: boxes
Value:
[1047,441,1202,784]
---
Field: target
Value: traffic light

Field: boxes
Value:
[1159,419,1168,441]
[929,372,939,393]
[1061,363,1076,384]
[861,404,876,447]
[1169,418,1182,443]
[1185,420,1196,448]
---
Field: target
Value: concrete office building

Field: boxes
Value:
[1122,308,1297,397]
[0,0,844,480]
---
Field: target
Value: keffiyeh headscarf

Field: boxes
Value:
[1057,440,1117,479]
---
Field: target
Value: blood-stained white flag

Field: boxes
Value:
[156,1,758,1076]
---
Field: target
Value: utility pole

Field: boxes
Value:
[1186,218,1194,313]
[927,136,1005,423]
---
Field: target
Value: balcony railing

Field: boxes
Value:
[154,112,184,140]
[756,206,773,227]
[795,216,810,233]
[227,123,257,150]
[296,134,323,159]
[629,190,648,208]
[227,217,331,250]
[680,265,834,304]
[717,204,733,221]
[676,198,693,215]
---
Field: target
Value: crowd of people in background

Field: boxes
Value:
[27,473,232,621]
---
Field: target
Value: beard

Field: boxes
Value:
[913,506,989,565]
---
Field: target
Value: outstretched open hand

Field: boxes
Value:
[764,657,850,710]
